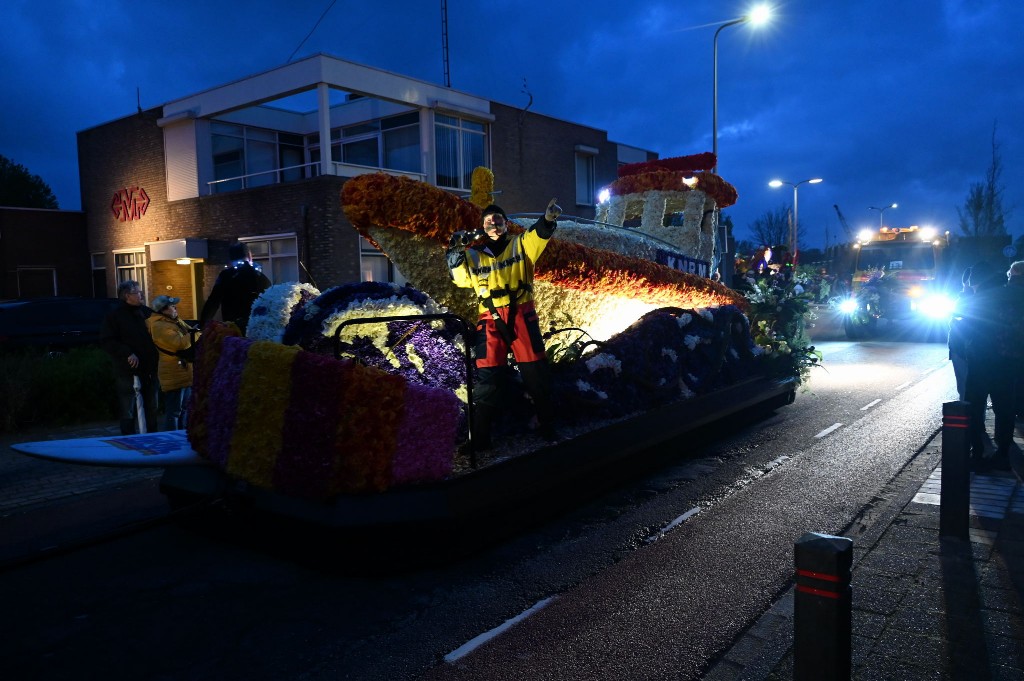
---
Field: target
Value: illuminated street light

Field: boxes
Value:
[712,4,771,174]
[769,177,823,257]
[869,202,898,228]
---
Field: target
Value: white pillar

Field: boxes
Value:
[318,83,332,177]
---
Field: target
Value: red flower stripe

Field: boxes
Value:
[606,171,738,208]
[617,152,717,177]
[537,240,748,310]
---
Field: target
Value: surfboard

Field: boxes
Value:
[10,430,210,467]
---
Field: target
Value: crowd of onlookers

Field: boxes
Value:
[99,242,269,435]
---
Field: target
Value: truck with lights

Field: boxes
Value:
[838,225,954,339]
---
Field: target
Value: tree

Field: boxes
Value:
[749,204,790,248]
[957,124,1008,237]
[0,154,58,209]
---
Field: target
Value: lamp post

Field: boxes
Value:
[769,177,823,259]
[712,5,771,174]
[869,203,898,228]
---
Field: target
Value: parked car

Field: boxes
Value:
[0,297,121,351]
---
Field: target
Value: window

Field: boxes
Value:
[241,235,299,284]
[115,251,147,300]
[333,112,421,173]
[91,252,107,298]
[212,123,313,192]
[575,150,597,206]
[435,114,486,190]
[360,237,407,285]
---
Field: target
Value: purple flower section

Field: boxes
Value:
[204,337,252,468]
[391,383,460,485]
[274,350,347,499]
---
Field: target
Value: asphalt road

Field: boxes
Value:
[0,314,955,680]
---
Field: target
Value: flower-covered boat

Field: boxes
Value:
[158,155,804,526]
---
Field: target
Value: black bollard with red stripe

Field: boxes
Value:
[940,400,970,539]
[794,532,852,681]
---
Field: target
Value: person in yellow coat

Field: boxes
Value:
[147,295,197,431]
[446,199,561,448]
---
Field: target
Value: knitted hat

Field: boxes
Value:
[151,295,181,312]
[481,204,507,221]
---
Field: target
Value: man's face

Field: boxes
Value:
[163,304,179,319]
[125,288,143,306]
[482,213,507,240]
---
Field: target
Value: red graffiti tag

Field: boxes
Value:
[111,187,150,221]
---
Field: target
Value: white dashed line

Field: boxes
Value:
[861,399,882,411]
[815,423,843,438]
[445,597,557,662]
[894,381,912,391]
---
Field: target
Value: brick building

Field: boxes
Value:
[78,53,656,318]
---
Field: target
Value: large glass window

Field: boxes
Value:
[435,114,486,189]
[241,236,299,284]
[213,123,313,192]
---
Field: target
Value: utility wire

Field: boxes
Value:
[288,0,339,63]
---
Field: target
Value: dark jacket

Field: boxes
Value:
[100,302,159,376]
[199,262,271,333]
[960,277,1024,364]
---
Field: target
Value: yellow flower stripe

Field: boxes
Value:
[226,341,300,488]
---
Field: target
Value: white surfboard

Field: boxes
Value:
[10,430,209,467]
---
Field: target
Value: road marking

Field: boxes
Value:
[815,423,843,439]
[894,381,912,391]
[645,507,702,544]
[921,367,936,376]
[445,596,557,662]
[860,399,882,411]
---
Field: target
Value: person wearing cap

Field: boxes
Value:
[100,280,159,434]
[199,242,271,335]
[148,295,198,430]
[446,198,561,449]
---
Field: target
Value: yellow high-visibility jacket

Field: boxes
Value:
[447,217,554,314]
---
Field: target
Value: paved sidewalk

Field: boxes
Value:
[708,414,1024,680]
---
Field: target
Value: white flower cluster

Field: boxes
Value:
[555,220,671,262]
[683,335,701,351]
[676,313,693,328]
[246,282,321,342]
[575,379,608,400]
[585,352,622,375]
[662,347,678,362]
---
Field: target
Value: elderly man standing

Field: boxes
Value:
[101,280,159,434]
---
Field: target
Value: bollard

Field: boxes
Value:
[940,400,970,539]
[794,532,852,681]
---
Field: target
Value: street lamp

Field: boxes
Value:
[712,4,771,174]
[869,203,898,228]
[769,177,823,258]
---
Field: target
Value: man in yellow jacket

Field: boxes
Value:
[148,295,197,431]
[446,199,561,449]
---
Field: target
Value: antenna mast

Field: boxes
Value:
[441,0,451,87]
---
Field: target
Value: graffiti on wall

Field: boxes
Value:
[111,187,150,221]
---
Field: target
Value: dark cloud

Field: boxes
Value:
[2,0,1021,250]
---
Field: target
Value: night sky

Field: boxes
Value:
[3,0,1021,250]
